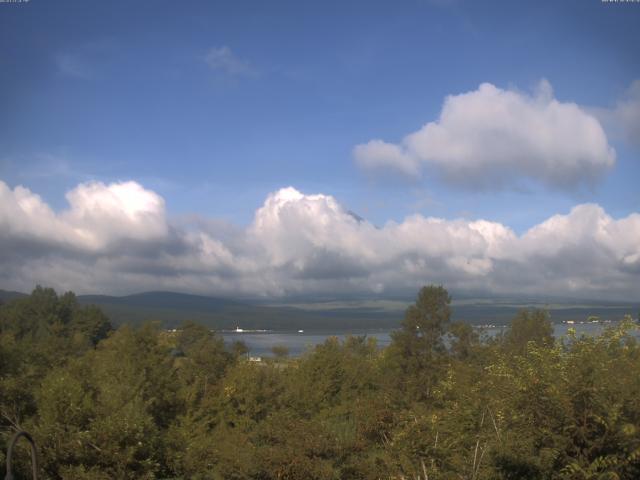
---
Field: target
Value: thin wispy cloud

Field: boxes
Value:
[204,46,256,76]
[55,52,93,79]
[53,41,116,80]
[14,154,88,181]
[586,79,640,151]
[610,79,640,148]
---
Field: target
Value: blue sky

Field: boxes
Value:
[1,0,639,299]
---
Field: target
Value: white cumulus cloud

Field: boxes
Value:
[62,181,168,249]
[0,179,639,300]
[0,180,168,252]
[355,80,616,190]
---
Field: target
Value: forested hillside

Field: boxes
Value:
[1,286,639,479]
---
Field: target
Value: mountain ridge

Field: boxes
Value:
[1,289,637,331]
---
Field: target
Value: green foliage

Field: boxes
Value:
[2,285,640,479]
[0,286,113,477]
[387,285,452,401]
[395,285,452,356]
[448,320,480,359]
[503,308,554,354]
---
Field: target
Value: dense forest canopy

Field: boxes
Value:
[1,286,639,479]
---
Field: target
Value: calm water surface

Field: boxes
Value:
[221,322,636,358]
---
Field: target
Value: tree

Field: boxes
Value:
[387,285,452,400]
[391,285,452,357]
[0,287,112,445]
[34,323,179,478]
[503,309,554,355]
[70,304,113,346]
[174,321,235,409]
[448,321,479,360]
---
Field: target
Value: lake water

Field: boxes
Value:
[221,321,636,358]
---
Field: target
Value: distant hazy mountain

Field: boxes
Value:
[1,289,637,331]
[79,291,245,312]
[74,291,402,330]
[0,289,28,303]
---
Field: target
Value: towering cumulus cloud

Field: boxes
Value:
[0,180,167,251]
[354,80,616,189]
[0,180,639,300]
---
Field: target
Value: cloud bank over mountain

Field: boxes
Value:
[1,179,639,300]
[354,80,616,190]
